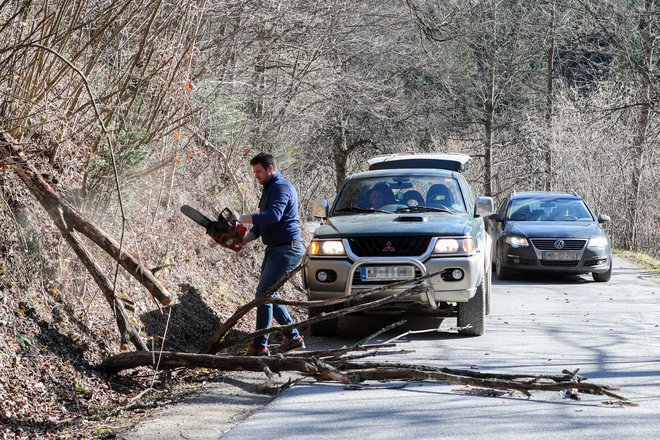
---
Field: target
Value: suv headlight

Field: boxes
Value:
[588,236,608,248]
[434,237,475,254]
[505,236,529,248]
[309,240,346,256]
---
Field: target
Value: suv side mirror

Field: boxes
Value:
[312,199,329,219]
[474,196,494,218]
[489,213,504,223]
[598,214,611,223]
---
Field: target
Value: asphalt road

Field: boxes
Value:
[221,256,660,440]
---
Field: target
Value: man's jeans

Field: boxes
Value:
[253,242,304,349]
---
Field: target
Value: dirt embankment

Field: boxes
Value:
[0,193,312,439]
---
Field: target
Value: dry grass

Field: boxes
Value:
[614,249,660,274]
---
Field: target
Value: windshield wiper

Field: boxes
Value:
[334,206,390,214]
[395,205,452,214]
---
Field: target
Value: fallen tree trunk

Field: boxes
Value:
[0,132,172,306]
[98,351,349,383]
[99,351,631,403]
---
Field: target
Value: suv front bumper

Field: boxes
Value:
[305,253,484,308]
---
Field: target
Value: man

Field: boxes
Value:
[232,152,305,356]
[368,182,394,209]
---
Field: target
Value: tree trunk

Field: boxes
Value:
[544,0,556,192]
[333,139,349,192]
[482,4,496,198]
[625,0,653,250]
[483,98,494,197]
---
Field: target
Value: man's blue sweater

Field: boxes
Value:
[249,173,303,246]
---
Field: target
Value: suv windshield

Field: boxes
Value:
[507,197,594,222]
[332,175,466,215]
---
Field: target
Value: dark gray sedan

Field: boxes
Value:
[487,192,612,282]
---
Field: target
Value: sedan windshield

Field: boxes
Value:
[507,197,594,222]
[332,176,466,215]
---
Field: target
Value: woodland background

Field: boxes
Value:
[0,0,658,437]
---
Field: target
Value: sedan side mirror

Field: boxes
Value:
[598,214,611,224]
[312,199,329,220]
[474,196,494,218]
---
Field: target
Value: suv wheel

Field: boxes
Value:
[592,261,612,282]
[309,305,339,336]
[457,274,485,336]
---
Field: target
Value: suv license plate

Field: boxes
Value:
[543,251,578,261]
[361,266,415,281]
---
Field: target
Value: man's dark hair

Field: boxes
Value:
[250,152,276,169]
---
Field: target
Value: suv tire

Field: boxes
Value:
[309,305,339,337]
[592,262,612,282]
[458,274,485,336]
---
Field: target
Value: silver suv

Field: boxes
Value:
[304,154,494,336]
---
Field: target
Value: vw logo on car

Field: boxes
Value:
[554,239,565,249]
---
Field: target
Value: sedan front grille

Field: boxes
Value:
[348,237,431,257]
[540,260,580,267]
[531,239,586,251]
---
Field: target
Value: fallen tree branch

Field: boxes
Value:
[201,264,308,354]
[322,320,407,361]
[204,271,442,354]
[339,362,587,384]
[338,364,629,401]
[214,284,432,353]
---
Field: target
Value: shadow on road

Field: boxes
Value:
[492,272,589,286]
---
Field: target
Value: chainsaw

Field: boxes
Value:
[181,205,247,252]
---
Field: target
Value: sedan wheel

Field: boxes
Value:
[495,254,513,280]
[592,260,612,282]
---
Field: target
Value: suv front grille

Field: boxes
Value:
[531,239,586,251]
[348,237,431,257]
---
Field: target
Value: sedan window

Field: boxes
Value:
[507,198,594,222]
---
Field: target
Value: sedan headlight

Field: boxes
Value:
[505,236,529,248]
[309,240,346,256]
[588,236,608,248]
[434,237,475,254]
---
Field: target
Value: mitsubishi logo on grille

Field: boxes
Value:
[382,241,396,253]
[554,239,565,249]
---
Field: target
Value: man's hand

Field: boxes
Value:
[242,231,257,247]
[231,211,253,224]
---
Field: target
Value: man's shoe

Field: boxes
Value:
[279,335,305,353]
[245,343,270,356]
